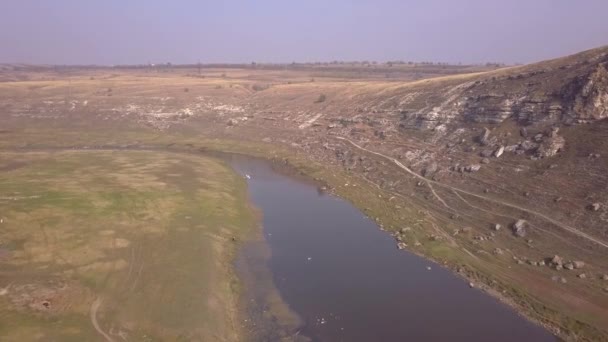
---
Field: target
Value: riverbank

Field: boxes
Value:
[0,128,604,340]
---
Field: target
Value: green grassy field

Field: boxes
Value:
[0,150,253,341]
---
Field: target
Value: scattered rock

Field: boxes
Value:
[548,127,560,138]
[400,227,412,234]
[466,164,481,172]
[520,127,528,138]
[422,163,438,178]
[397,242,407,250]
[578,273,586,279]
[481,158,490,164]
[520,140,538,151]
[478,128,491,145]
[573,261,585,269]
[561,277,567,284]
[480,149,494,158]
[462,227,473,233]
[494,146,505,158]
[588,203,601,211]
[414,241,422,247]
[493,223,501,231]
[536,135,565,158]
[429,235,442,241]
[601,274,608,281]
[551,255,563,266]
[555,264,563,271]
[469,282,475,288]
[227,118,238,126]
[493,248,504,255]
[563,262,574,270]
[511,219,528,237]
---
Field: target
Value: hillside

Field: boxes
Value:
[1,45,607,341]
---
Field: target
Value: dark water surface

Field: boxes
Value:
[228,156,556,342]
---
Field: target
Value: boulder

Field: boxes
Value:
[493,223,502,231]
[478,127,491,145]
[536,135,565,158]
[578,273,587,279]
[588,203,601,211]
[551,255,563,266]
[494,146,505,158]
[422,163,438,178]
[520,140,538,151]
[564,262,575,270]
[512,219,528,237]
[480,149,494,158]
[466,164,481,172]
[573,261,585,269]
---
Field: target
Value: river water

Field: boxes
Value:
[228,155,556,342]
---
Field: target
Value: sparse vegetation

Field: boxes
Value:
[0,150,253,341]
[315,93,326,103]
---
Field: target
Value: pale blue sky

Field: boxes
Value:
[1,0,607,65]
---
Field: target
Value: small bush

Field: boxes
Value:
[183,87,189,92]
[251,84,270,92]
[315,94,327,103]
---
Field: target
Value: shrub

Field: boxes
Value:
[251,84,270,92]
[315,94,327,103]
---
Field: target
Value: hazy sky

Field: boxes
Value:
[1,0,607,65]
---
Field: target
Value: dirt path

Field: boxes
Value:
[336,136,608,249]
[90,297,114,342]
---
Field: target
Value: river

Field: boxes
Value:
[228,155,556,342]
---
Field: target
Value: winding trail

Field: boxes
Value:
[336,136,608,249]
[90,298,114,342]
